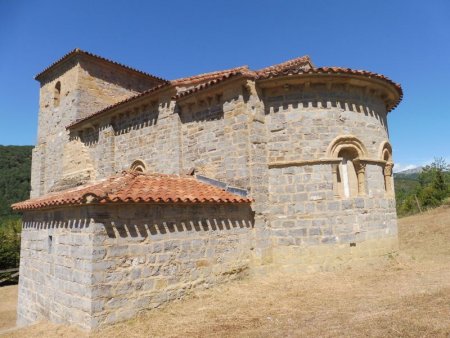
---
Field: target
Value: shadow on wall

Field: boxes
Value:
[178,105,224,124]
[23,218,91,230]
[71,108,160,146]
[21,204,256,239]
[265,98,387,129]
[104,215,254,239]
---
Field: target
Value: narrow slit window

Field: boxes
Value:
[48,235,53,253]
[54,81,61,107]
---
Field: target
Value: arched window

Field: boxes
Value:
[130,160,146,173]
[328,136,367,198]
[336,148,359,198]
[54,81,61,107]
[379,142,394,195]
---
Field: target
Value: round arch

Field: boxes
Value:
[130,160,147,173]
[327,135,367,158]
[378,141,393,162]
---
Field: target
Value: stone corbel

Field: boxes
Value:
[244,79,258,97]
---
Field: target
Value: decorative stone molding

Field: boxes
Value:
[130,159,147,173]
[326,135,367,158]
[268,158,341,169]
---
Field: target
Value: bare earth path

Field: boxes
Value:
[1,207,450,337]
[0,286,17,333]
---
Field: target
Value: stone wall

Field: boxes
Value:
[268,164,397,270]
[60,79,397,268]
[263,83,397,268]
[17,203,254,330]
[179,84,251,189]
[76,57,162,121]
[17,206,95,327]
[264,84,389,163]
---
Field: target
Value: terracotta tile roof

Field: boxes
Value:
[257,66,403,112]
[35,48,168,83]
[170,66,250,86]
[256,55,313,76]
[67,82,172,129]
[174,68,257,100]
[12,171,251,211]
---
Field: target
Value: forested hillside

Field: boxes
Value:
[394,158,450,216]
[0,146,33,220]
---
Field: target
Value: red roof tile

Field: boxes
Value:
[35,48,168,83]
[12,171,251,211]
[256,55,313,75]
[171,66,250,86]
[174,68,257,100]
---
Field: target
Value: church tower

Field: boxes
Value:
[30,49,167,197]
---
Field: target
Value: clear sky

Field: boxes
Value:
[0,0,449,171]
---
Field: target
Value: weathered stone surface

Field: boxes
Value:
[17,204,253,329]
[22,52,401,330]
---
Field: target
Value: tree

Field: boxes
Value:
[417,157,449,208]
[0,218,22,270]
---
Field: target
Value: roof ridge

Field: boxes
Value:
[174,68,256,100]
[35,48,168,82]
[256,55,313,75]
[171,65,250,85]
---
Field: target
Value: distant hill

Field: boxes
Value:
[394,166,423,180]
[0,146,33,220]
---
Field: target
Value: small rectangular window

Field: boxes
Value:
[48,235,53,254]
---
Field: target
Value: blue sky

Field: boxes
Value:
[0,0,449,171]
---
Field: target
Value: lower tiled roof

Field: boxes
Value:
[12,171,251,211]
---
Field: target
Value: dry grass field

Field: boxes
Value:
[1,206,450,337]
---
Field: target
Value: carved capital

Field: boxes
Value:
[384,162,394,176]
[331,163,338,173]
[353,159,367,175]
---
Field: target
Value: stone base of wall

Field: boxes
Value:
[269,236,398,273]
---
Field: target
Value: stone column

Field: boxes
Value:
[384,162,394,195]
[331,163,340,198]
[245,79,272,264]
[354,159,367,196]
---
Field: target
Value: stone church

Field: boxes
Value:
[13,49,402,330]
